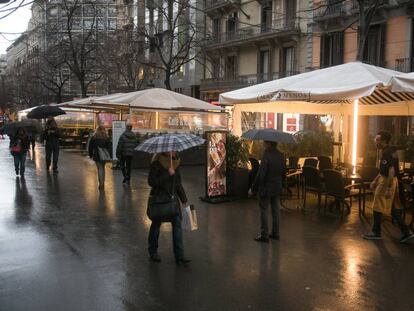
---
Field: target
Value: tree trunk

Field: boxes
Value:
[164,70,172,90]
[356,0,366,61]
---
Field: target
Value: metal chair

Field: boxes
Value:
[302,166,325,212]
[323,169,364,217]
[303,158,318,168]
[318,156,333,171]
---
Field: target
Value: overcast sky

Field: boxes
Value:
[0,1,32,55]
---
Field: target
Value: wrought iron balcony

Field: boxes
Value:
[205,0,240,14]
[313,0,358,20]
[205,17,300,49]
[200,72,299,91]
[395,57,413,73]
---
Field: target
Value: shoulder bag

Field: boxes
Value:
[147,174,180,222]
[97,146,111,162]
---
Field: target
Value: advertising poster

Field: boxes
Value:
[112,121,126,159]
[206,132,227,198]
[283,113,300,133]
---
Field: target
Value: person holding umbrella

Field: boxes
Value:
[136,133,204,265]
[243,129,293,243]
[9,127,30,178]
[43,117,61,173]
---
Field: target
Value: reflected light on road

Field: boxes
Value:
[341,245,363,302]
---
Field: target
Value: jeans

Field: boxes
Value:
[372,209,410,236]
[13,151,27,175]
[259,194,280,237]
[46,144,59,170]
[148,215,184,261]
[96,161,106,187]
[120,156,132,181]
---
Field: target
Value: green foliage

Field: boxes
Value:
[226,133,249,170]
[279,131,333,157]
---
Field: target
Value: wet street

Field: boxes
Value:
[0,139,413,311]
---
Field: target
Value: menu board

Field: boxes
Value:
[206,132,227,197]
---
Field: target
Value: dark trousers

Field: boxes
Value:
[46,144,59,170]
[120,156,133,181]
[372,209,410,236]
[148,215,184,260]
[13,151,27,175]
[259,194,280,237]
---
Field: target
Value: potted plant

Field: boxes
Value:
[226,133,250,199]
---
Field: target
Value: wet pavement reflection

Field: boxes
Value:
[0,139,413,311]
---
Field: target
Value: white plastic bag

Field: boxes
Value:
[182,205,198,231]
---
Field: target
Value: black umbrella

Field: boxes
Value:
[27,105,66,119]
[242,128,296,144]
[0,119,42,136]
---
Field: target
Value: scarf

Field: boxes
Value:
[152,153,181,170]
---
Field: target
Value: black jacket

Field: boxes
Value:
[148,160,188,203]
[10,134,30,152]
[43,122,60,146]
[253,147,286,197]
[88,136,111,162]
[116,130,138,158]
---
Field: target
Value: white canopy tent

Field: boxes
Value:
[220,62,414,168]
[62,88,223,112]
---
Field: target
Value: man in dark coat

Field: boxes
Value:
[252,141,286,242]
[43,117,60,173]
[116,123,139,185]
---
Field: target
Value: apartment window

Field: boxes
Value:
[259,50,270,81]
[108,19,117,30]
[213,18,221,37]
[281,47,295,76]
[261,1,272,32]
[108,6,116,17]
[226,12,237,40]
[212,57,220,78]
[285,0,296,26]
[225,55,237,79]
[320,31,344,68]
[363,24,386,67]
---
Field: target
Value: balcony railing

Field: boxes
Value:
[200,72,299,91]
[395,58,413,73]
[205,0,240,12]
[313,0,358,19]
[205,17,300,47]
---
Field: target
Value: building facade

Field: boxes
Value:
[6,0,128,106]
[200,0,312,102]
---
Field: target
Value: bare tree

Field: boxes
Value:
[103,26,147,92]
[140,0,204,90]
[355,0,384,61]
[54,0,105,98]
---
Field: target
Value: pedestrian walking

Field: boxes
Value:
[116,123,139,185]
[9,127,30,178]
[363,131,414,243]
[252,141,286,242]
[27,130,36,151]
[147,152,191,265]
[88,126,111,190]
[43,117,60,173]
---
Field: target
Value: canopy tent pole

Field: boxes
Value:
[351,99,359,174]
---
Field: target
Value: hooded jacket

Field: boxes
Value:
[116,130,139,158]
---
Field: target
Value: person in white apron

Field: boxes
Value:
[363,131,414,243]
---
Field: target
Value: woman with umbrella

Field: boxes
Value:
[9,127,31,178]
[137,133,204,266]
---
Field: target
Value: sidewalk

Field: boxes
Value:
[0,138,413,311]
